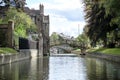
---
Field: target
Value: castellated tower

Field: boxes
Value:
[40,4,44,15]
[24,4,50,56]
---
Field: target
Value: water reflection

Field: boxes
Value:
[0,57,44,80]
[0,55,120,80]
[48,57,88,80]
[86,57,120,80]
[0,60,31,80]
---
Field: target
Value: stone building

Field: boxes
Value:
[0,4,49,56]
[24,4,50,56]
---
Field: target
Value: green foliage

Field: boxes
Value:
[103,0,120,28]
[76,33,90,48]
[87,48,120,55]
[0,7,37,48]
[0,19,2,24]
[50,32,59,45]
[83,0,120,47]
[50,32,73,46]
[76,33,89,43]
[0,47,17,54]
[50,32,59,40]
[2,7,37,38]
[14,23,27,37]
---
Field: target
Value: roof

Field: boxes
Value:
[24,7,40,16]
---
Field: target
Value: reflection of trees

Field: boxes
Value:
[0,60,31,80]
[86,58,108,80]
[86,57,120,80]
[86,58,97,80]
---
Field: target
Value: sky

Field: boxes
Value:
[26,0,86,37]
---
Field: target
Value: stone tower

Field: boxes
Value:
[24,4,50,56]
[40,4,44,15]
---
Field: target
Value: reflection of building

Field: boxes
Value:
[24,4,50,56]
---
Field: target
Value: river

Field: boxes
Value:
[0,54,120,80]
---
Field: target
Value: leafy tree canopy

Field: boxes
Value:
[1,7,37,38]
[0,0,26,10]
[83,0,120,47]
[76,33,90,48]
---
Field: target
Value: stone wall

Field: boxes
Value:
[87,53,120,63]
[0,21,14,48]
[0,49,38,65]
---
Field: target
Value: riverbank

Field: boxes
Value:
[0,49,38,65]
[72,48,120,63]
[71,49,81,54]
[0,47,17,54]
[87,52,120,63]
[87,48,120,63]
[87,48,120,55]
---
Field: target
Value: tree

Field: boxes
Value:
[103,0,120,47]
[76,33,90,48]
[83,0,117,47]
[1,7,37,48]
[50,32,59,46]
[50,32,74,46]
[2,7,37,38]
[0,0,26,10]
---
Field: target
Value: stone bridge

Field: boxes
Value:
[50,44,73,54]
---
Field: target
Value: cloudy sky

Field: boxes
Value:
[26,0,86,37]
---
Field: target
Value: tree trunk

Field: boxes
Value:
[103,35,107,47]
